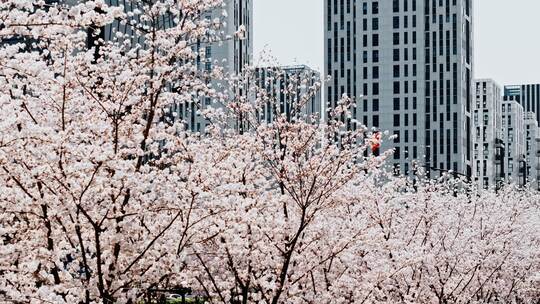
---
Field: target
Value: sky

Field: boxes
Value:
[253,0,540,85]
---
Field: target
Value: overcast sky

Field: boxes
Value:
[253,0,540,85]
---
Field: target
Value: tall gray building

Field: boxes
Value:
[503,87,540,188]
[324,0,474,178]
[524,113,540,189]
[504,84,540,124]
[253,65,322,124]
[473,79,503,189]
[171,0,254,133]
[84,0,253,133]
[212,0,253,77]
[502,98,526,186]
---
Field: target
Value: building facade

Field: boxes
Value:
[80,0,252,133]
[171,0,254,132]
[324,0,474,178]
[212,0,253,77]
[524,113,540,189]
[504,84,540,124]
[473,79,503,189]
[253,65,322,124]
[502,98,526,186]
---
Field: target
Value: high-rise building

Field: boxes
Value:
[211,0,253,77]
[503,88,540,188]
[253,65,322,124]
[94,0,253,133]
[473,79,503,190]
[97,0,254,65]
[502,98,526,186]
[324,0,474,178]
[170,0,254,132]
[504,84,540,124]
[524,113,540,189]
[7,0,252,134]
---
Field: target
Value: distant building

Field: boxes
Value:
[524,113,540,189]
[211,0,253,77]
[473,79,503,190]
[169,0,254,133]
[324,0,474,178]
[502,98,526,186]
[504,84,540,124]
[252,65,321,124]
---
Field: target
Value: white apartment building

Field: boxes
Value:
[253,65,322,124]
[473,79,503,190]
[324,0,474,178]
[502,98,525,186]
[524,113,540,189]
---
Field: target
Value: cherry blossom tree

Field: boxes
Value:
[0,0,230,302]
[1,1,539,304]
[336,177,540,304]
[185,96,388,304]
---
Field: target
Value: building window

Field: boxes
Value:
[394,114,400,127]
[372,1,379,14]
[373,50,379,63]
[373,34,379,46]
[393,16,400,29]
[393,81,400,94]
[372,18,379,30]
[393,0,399,12]
[373,66,379,79]
[393,98,400,110]
[373,83,380,95]
[394,147,401,159]
[393,32,400,45]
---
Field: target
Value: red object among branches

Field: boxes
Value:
[371,132,381,153]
